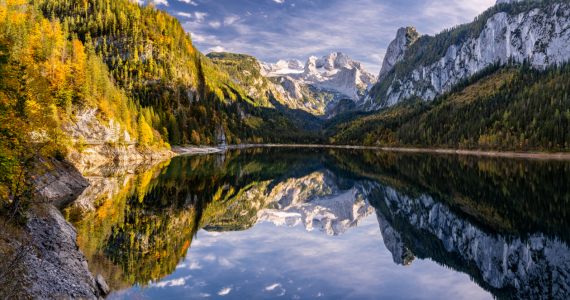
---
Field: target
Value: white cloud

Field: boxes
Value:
[265,283,286,296]
[265,283,281,291]
[177,12,194,18]
[195,12,208,21]
[189,260,203,269]
[209,21,221,28]
[154,0,168,6]
[204,254,216,261]
[224,15,240,26]
[208,46,227,53]
[219,258,235,268]
[199,293,211,297]
[178,0,198,5]
[273,0,284,3]
[218,287,232,296]
[205,231,222,236]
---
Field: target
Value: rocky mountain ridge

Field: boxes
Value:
[260,52,377,114]
[365,1,570,110]
[378,27,421,82]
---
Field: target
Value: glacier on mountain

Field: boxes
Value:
[261,52,377,104]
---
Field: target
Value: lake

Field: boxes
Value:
[61,148,570,299]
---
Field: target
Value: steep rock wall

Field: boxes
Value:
[367,3,570,109]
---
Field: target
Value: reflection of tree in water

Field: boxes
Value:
[328,150,570,243]
[65,148,320,290]
[64,148,570,299]
[328,150,570,299]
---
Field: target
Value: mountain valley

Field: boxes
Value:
[3,0,570,298]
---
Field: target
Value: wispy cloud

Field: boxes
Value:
[218,286,232,296]
[209,21,221,28]
[177,0,198,5]
[219,258,235,268]
[266,283,286,296]
[195,12,208,21]
[174,0,497,74]
[176,12,193,18]
[224,15,240,26]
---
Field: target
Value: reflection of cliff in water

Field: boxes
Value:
[60,148,570,299]
[372,184,570,299]
[340,151,570,300]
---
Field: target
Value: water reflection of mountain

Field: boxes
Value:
[373,184,570,299]
[60,148,570,299]
[334,151,570,300]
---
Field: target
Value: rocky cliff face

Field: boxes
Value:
[23,159,109,299]
[299,52,377,102]
[375,185,570,299]
[378,27,420,82]
[62,108,132,143]
[63,108,176,166]
[366,3,570,110]
[34,157,90,207]
[278,76,304,99]
[256,172,374,236]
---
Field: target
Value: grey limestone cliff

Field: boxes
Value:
[367,2,570,110]
[378,27,420,82]
[25,205,105,299]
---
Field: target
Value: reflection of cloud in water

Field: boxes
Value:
[150,276,191,288]
[189,260,202,270]
[204,232,222,237]
[162,215,490,300]
[219,258,235,268]
[265,283,286,296]
[203,254,216,261]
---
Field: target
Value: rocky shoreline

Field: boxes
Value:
[21,145,178,299]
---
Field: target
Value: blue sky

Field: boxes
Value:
[141,0,497,74]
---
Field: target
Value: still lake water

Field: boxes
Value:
[61,148,570,299]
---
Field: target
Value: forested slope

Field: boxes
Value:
[35,0,308,146]
[328,60,570,152]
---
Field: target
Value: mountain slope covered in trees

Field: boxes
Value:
[327,60,570,152]
[34,0,309,146]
